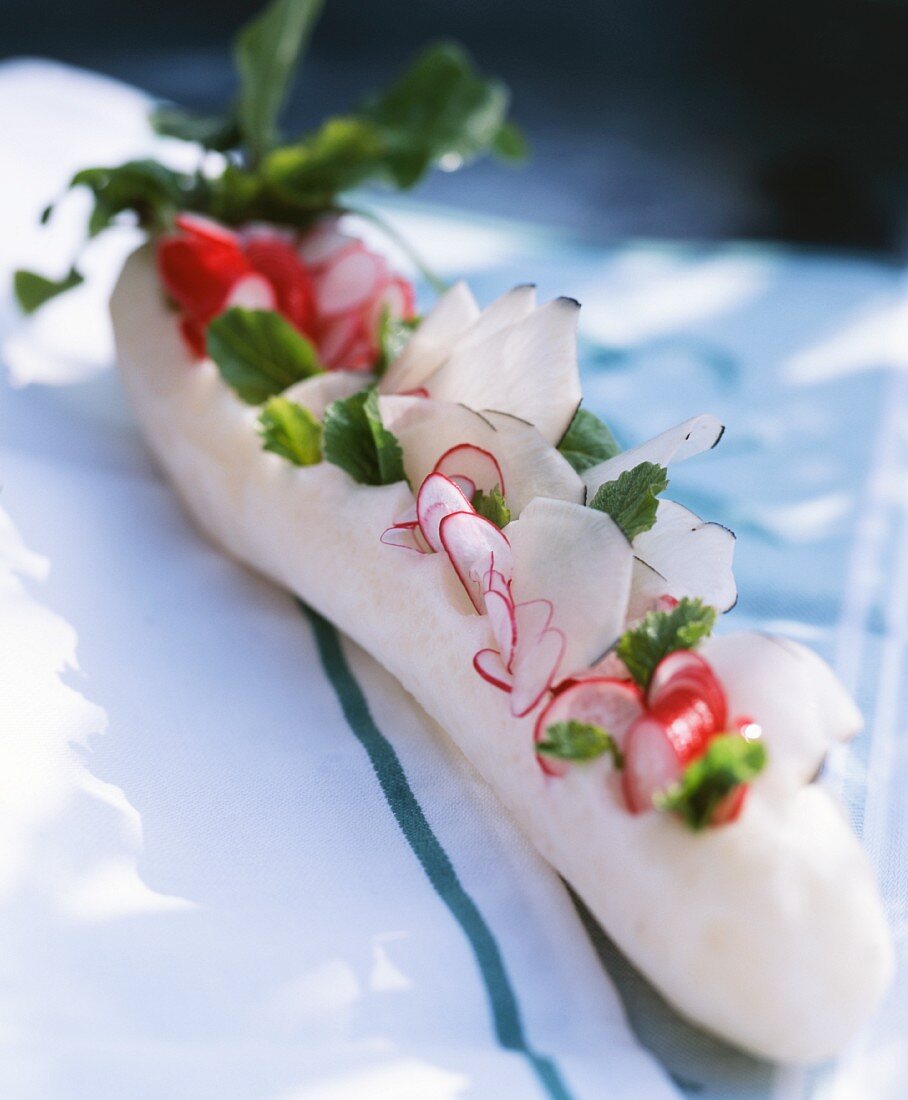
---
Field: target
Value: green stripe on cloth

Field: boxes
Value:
[302,602,573,1100]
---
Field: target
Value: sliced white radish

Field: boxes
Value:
[380,280,480,394]
[439,510,513,613]
[634,500,737,612]
[699,632,862,786]
[315,248,384,317]
[223,273,277,312]
[379,525,426,553]
[506,498,633,676]
[281,371,370,418]
[435,443,505,496]
[449,284,537,354]
[626,558,671,624]
[416,473,474,553]
[513,598,554,653]
[581,413,725,497]
[424,297,582,445]
[510,626,565,718]
[534,678,645,777]
[473,647,512,692]
[378,396,582,515]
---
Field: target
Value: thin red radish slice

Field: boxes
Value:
[434,444,505,497]
[473,648,512,693]
[513,599,554,653]
[380,525,427,553]
[315,248,384,317]
[439,511,513,613]
[174,212,237,246]
[318,315,363,368]
[482,566,511,602]
[534,677,645,776]
[298,222,357,269]
[367,275,416,332]
[484,588,517,668]
[416,473,474,553]
[648,650,728,730]
[622,691,719,813]
[449,474,476,500]
[510,627,565,717]
[223,273,277,311]
[402,387,430,398]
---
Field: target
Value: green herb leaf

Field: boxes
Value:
[234,0,325,166]
[70,159,197,235]
[151,105,241,151]
[492,120,530,162]
[558,408,621,474]
[588,461,668,540]
[206,308,323,404]
[13,266,84,314]
[263,41,525,204]
[473,485,511,529]
[537,720,624,767]
[376,310,420,375]
[615,597,717,691]
[323,388,406,486]
[258,397,323,465]
[658,734,767,830]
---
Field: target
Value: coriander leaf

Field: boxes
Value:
[588,461,668,540]
[537,720,624,767]
[558,408,621,474]
[258,397,322,465]
[615,597,717,691]
[206,308,322,404]
[151,105,241,151]
[473,486,511,529]
[658,734,767,830]
[69,160,198,235]
[323,389,406,486]
[234,0,325,166]
[13,266,84,314]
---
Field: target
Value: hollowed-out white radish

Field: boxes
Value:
[534,678,645,777]
[582,413,725,497]
[439,510,513,613]
[635,500,737,612]
[416,473,474,552]
[506,498,633,675]
[380,280,480,394]
[424,297,583,444]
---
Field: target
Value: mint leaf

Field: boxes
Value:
[13,266,84,314]
[473,486,511,529]
[537,720,623,767]
[558,408,621,474]
[258,397,322,465]
[616,597,717,691]
[207,308,322,404]
[658,734,767,830]
[323,388,406,486]
[70,159,196,235]
[151,105,241,151]
[235,0,325,166]
[376,310,420,375]
[588,461,668,540]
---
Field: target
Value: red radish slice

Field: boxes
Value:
[367,276,416,332]
[416,473,474,553]
[510,628,565,717]
[482,566,511,602]
[513,599,554,653]
[449,475,476,500]
[473,648,512,693]
[434,444,505,497]
[156,235,252,321]
[648,650,728,730]
[622,691,720,813]
[174,212,237,246]
[223,273,277,311]
[316,248,384,317]
[711,783,749,826]
[380,525,426,553]
[402,387,430,398]
[298,223,357,269]
[439,511,513,613]
[318,315,363,369]
[243,237,315,331]
[534,677,645,776]
[484,588,517,668]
